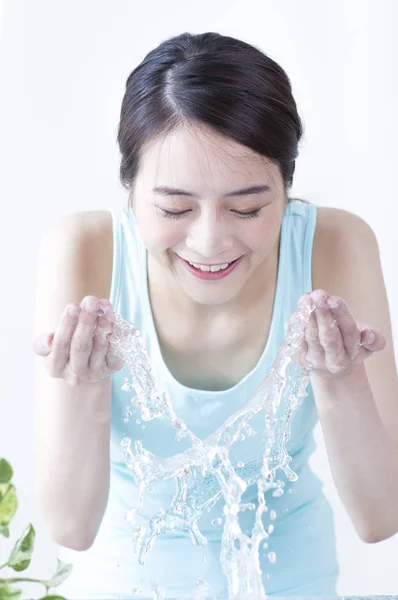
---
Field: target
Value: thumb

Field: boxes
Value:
[33,332,54,356]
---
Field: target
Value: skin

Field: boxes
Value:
[130,123,382,373]
[33,123,398,543]
[35,122,383,380]
[131,124,287,313]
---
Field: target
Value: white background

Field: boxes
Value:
[0,0,397,597]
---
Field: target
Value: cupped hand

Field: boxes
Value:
[33,296,124,386]
[292,289,385,375]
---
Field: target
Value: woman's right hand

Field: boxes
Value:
[33,296,124,386]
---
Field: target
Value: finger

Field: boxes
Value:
[304,307,325,366]
[68,296,101,376]
[89,300,124,375]
[293,338,309,366]
[105,349,124,373]
[358,324,386,352]
[310,294,347,371]
[93,299,114,337]
[326,296,361,360]
[89,299,115,372]
[49,304,82,372]
[33,332,54,357]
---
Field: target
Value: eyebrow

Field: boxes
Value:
[152,184,271,197]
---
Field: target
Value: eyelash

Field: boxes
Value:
[158,209,262,220]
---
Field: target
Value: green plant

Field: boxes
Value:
[0,458,73,600]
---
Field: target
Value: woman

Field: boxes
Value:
[33,32,398,598]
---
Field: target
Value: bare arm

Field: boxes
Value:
[312,364,398,543]
[34,211,115,550]
[311,208,398,543]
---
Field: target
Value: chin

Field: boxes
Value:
[181,284,241,307]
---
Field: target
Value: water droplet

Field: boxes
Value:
[240,502,256,512]
[123,418,129,423]
[131,587,142,595]
[104,307,314,596]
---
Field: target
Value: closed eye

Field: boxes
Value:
[158,209,191,220]
[232,209,262,219]
[158,208,263,220]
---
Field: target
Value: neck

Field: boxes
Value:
[147,236,280,323]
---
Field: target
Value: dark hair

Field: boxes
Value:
[117,32,304,194]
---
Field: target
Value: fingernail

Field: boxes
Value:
[108,356,120,364]
[98,302,114,321]
[327,298,338,309]
[45,334,53,351]
[367,332,375,343]
[82,297,98,312]
[68,305,80,317]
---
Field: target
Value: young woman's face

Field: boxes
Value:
[131,124,288,307]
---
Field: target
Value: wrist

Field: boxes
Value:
[310,362,366,386]
[309,363,370,413]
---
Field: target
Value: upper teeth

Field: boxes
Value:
[188,261,231,272]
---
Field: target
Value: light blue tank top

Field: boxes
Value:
[56,200,339,599]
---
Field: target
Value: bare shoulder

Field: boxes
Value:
[44,209,112,241]
[40,210,113,300]
[312,205,398,449]
[312,205,377,292]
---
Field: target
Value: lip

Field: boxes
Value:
[178,255,243,280]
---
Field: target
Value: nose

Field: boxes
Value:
[185,211,234,259]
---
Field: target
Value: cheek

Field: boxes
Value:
[141,220,183,254]
[247,220,275,247]
[244,212,282,253]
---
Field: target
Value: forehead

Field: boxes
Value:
[137,124,281,190]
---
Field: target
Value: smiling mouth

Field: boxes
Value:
[177,255,244,280]
[184,259,240,273]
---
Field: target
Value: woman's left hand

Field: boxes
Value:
[293,289,386,376]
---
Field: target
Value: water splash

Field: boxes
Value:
[102,302,315,599]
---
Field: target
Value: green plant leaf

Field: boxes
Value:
[0,460,13,484]
[0,524,9,538]
[7,524,35,572]
[44,558,73,589]
[0,485,17,526]
[0,484,7,502]
[38,597,68,600]
[0,584,22,600]
[38,596,68,600]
